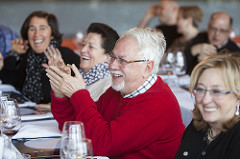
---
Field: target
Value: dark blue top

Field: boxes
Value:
[0,24,19,58]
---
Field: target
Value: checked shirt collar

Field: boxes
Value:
[123,74,157,98]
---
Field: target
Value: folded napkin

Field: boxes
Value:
[12,124,61,139]
[178,75,190,86]
[21,112,54,121]
[0,136,17,159]
[0,84,16,92]
[18,101,36,108]
[0,136,3,159]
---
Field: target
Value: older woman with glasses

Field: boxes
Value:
[175,53,240,159]
[38,22,119,112]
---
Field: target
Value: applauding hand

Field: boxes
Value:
[46,64,85,98]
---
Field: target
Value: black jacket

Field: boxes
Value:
[175,120,240,159]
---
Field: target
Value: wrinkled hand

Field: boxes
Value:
[10,38,28,54]
[46,64,85,98]
[0,52,4,71]
[35,103,51,113]
[43,46,71,75]
[146,4,159,17]
[42,46,72,98]
[191,43,217,62]
[137,4,159,28]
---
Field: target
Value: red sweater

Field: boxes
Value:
[51,77,185,159]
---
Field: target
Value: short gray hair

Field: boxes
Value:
[120,27,166,74]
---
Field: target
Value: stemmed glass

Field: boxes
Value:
[173,51,186,76]
[60,121,94,159]
[0,98,21,148]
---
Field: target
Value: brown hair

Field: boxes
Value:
[179,5,203,28]
[20,10,62,44]
[189,53,240,132]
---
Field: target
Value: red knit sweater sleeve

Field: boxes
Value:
[51,91,75,130]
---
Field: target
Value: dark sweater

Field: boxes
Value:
[156,24,182,49]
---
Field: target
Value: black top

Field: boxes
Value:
[0,47,80,103]
[175,120,240,159]
[185,32,240,74]
[155,24,182,49]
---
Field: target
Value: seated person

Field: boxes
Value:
[45,28,185,158]
[37,22,119,111]
[160,5,203,74]
[185,11,240,74]
[176,53,240,158]
[0,10,80,105]
[137,0,182,49]
[168,5,203,53]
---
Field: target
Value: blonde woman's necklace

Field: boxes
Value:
[207,128,216,142]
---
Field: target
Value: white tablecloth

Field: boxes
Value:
[170,85,194,127]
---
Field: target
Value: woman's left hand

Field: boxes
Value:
[46,64,86,98]
[0,52,4,71]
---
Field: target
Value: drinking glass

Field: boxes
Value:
[0,98,21,148]
[62,121,86,140]
[61,138,94,159]
[61,121,94,159]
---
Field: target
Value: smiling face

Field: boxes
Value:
[109,36,151,95]
[28,16,53,54]
[80,33,107,73]
[196,68,238,127]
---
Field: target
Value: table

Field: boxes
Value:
[1,78,194,158]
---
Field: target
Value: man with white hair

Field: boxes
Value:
[46,28,184,159]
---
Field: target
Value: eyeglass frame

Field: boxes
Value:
[208,26,230,35]
[193,86,234,100]
[108,52,149,65]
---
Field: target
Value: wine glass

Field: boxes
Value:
[0,95,8,135]
[173,51,186,76]
[159,52,176,75]
[0,98,21,148]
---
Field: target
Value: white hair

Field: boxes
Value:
[120,27,166,74]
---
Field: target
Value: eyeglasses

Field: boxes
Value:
[193,87,234,100]
[209,26,230,34]
[108,52,149,65]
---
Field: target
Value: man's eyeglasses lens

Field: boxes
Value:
[108,52,149,65]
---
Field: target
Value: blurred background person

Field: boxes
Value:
[160,5,203,75]
[176,53,240,159]
[0,24,19,59]
[168,5,203,53]
[38,22,119,112]
[137,0,181,49]
[185,12,240,74]
[0,10,80,106]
